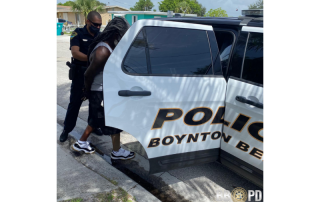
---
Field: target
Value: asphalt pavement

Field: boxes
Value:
[57,35,263,202]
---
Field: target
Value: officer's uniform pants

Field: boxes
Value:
[63,66,86,132]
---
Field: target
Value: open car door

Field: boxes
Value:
[221,27,263,187]
[103,19,226,173]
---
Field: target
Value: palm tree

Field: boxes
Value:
[71,0,104,21]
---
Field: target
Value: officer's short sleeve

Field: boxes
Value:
[70,29,80,50]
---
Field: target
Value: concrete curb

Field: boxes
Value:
[57,104,212,202]
[57,106,160,202]
[57,124,118,201]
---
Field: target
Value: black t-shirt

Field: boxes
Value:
[69,25,98,66]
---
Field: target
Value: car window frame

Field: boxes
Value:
[121,26,224,78]
[240,31,263,87]
[213,28,237,78]
[122,28,149,74]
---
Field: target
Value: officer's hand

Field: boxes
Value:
[81,88,90,101]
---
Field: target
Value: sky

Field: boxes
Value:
[57,0,258,17]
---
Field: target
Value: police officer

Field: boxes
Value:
[60,11,104,142]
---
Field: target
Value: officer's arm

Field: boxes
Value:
[70,30,87,61]
[71,46,87,61]
[84,46,110,92]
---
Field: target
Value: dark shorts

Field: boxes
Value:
[88,91,123,135]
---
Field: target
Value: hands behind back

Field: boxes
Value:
[81,87,90,101]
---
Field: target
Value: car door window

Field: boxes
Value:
[242,32,263,85]
[122,27,222,76]
[215,31,235,77]
[229,32,248,79]
[123,31,148,74]
[146,27,213,75]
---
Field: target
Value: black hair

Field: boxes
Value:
[87,17,130,65]
[87,11,101,21]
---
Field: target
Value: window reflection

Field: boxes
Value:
[145,27,213,75]
[123,31,148,74]
[215,31,234,77]
[242,32,263,85]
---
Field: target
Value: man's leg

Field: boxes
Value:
[60,66,103,142]
[111,133,121,151]
[71,125,95,154]
[110,133,135,160]
[80,125,94,141]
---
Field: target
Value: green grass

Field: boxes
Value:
[96,192,113,202]
[119,187,129,202]
[94,188,136,202]
[63,31,72,35]
[110,179,118,186]
[107,193,113,201]
[61,198,83,202]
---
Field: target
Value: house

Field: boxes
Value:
[57,5,130,26]
[57,5,80,25]
[101,6,130,25]
[108,11,197,25]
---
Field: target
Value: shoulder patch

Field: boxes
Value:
[70,31,78,40]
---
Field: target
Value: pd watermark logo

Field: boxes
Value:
[247,190,263,202]
[231,187,247,202]
[216,187,262,202]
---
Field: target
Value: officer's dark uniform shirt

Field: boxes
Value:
[70,25,98,67]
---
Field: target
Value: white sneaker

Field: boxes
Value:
[72,141,95,154]
[111,147,135,160]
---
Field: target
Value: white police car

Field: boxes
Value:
[103,10,263,187]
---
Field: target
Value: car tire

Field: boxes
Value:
[61,32,64,35]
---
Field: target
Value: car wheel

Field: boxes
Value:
[61,32,64,35]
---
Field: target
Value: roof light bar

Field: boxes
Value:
[242,9,263,17]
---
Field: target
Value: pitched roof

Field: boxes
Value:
[57,5,72,12]
[104,6,130,11]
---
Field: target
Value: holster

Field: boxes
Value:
[66,58,78,80]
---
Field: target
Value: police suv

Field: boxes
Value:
[103,10,263,187]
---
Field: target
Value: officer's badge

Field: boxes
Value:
[70,31,78,40]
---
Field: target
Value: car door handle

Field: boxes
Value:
[235,96,263,109]
[118,90,151,97]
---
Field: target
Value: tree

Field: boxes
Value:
[130,0,154,11]
[158,0,205,16]
[96,0,106,6]
[71,0,104,20]
[153,9,156,12]
[58,0,106,6]
[158,0,176,12]
[57,1,74,6]
[198,1,206,17]
[200,6,206,16]
[248,0,263,9]
[176,1,191,15]
[204,8,228,17]
[187,0,206,16]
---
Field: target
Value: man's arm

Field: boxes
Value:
[71,46,87,61]
[70,30,87,61]
[84,46,110,93]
